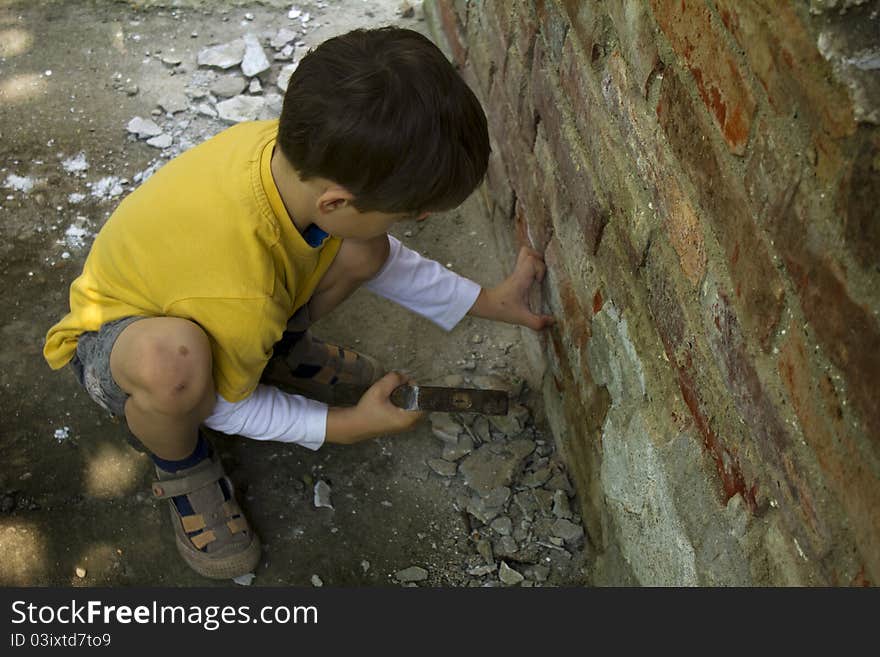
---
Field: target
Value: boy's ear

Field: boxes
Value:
[316,186,355,215]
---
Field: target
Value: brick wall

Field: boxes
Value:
[426,0,880,585]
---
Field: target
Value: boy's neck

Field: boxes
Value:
[269,146,315,233]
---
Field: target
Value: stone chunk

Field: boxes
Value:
[216,95,265,123]
[459,439,534,496]
[394,566,428,583]
[441,435,473,462]
[494,535,518,558]
[271,28,299,49]
[521,466,552,488]
[552,490,572,519]
[276,62,298,92]
[551,518,584,543]
[489,403,530,436]
[490,516,513,536]
[126,116,162,138]
[210,75,247,98]
[430,414,462,444]
[198,39,246,69]
[313,480,333,510]
[427,458,457,477]
[499,561,524,585]
[157,91,188,114]
[146,134,172,149]
[242,34,270,78]
[466,494,503,524]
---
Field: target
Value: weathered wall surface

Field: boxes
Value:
[425,0,880,585]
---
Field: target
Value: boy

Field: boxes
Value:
[44,27,553,579]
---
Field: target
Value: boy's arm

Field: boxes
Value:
[204,374,424,448]
[364,234,481,330]
[366,236,554,332]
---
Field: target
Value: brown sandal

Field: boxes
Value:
[261,333,384,404]
[151,451,260,579]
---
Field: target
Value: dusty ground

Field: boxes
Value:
[0,0,589,587]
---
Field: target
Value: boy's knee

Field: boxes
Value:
[343,235,390,282]
[112,317,214,416]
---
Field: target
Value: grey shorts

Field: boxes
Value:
[69,316,145,419]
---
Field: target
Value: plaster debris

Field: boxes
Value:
[62,219,92,249]
[210,74,247,98]
[441,435,474,461]
[67,192,86,204]
[313,480,333,509]
[430,414,462,444]
[249,78,262,94]
[467,564,496,576]
[216,95,265,123]
[196,103,218,118]
[233,573,255,585]
[241,34,271,78]
[427,458,457,477]
[146,134,173,149]
[310,574,323,587]
[90,176,124,200]
[499,561,524,585]
[276,63,298,92]
[4,174,36,193]
[271,27,298,49]
[551,518,584,544]
[126,116,162,138]
[394,566,428,583]
[54,426,71,442]
[157,91,188,115]
[197,38,246,69]
[61,152,89,174]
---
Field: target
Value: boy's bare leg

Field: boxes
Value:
[307,235,390,321]
[109,317,216,460]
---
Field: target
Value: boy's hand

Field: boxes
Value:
[325,371,426,444]
[469,246,555,330]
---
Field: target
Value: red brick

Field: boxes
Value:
[501,44,536,148]
[484,150,515,221]
[560,0,606,58]
[466,27,498,94]
[663,181,707,286]
[509,2,538,60]
[779,243,880,445]
[535,0,569,62]
[644,258,758,510]
[657,67,786,350]
[745,121,803,218]
[707,290,830,557]
[650,0,756,154]
[841,131,880,272]
[607,0,662,97]
[558,34,602,156]
[467,1,510,84]
[435,0,467,67]
[778,322,880,582]
[715,0,856,139]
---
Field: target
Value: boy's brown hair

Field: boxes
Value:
[278,26,490,214]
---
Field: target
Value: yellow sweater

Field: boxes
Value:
[44,120,341,402]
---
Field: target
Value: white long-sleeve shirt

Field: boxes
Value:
[203,235,482,449]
